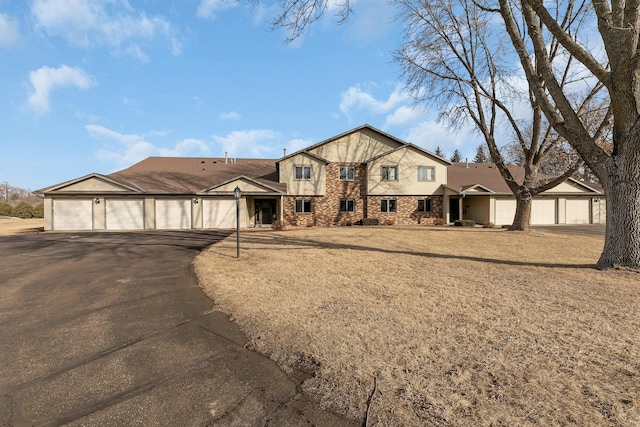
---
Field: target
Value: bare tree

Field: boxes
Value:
[250,0,639,268]
[395,0,593,230]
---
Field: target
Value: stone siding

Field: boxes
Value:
[367,195,444,225]
[282,162,444,227]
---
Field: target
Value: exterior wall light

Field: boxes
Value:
[95,198,100,204]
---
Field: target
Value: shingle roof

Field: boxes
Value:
[447,162,603,194]
[108,156,285,194]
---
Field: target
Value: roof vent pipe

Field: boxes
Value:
[225,152,228,164]
[283,148,287,157]
[466,158,468,168]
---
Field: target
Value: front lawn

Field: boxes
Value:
[195,226,639,426]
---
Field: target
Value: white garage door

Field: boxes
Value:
[156,199,192,229]
[566,198,591,224]
[203,199,236,229]
[495,199,516,225]
[53,199,93,231]
[106,199,144,230]
[532,198,557,225]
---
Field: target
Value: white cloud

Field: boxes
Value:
[384,105,425,127]
[219,111,241,120]
[86,124,210,167]
[403,120,481,159]
[339,84,411,116]
[0,12,19,48]
[212,129,282,157]
[287,138,313,154]
[28,65,95,114]
[31,0,182,58]
[197,0,237,20]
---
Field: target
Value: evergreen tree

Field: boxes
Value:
[434,146,445,158]
[450,149,462,163]
[473,144,488,163]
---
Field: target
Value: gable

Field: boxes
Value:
[543,179,600,194]
[37,174,141,194]
[307,128,403,163]
[200,176,283,195]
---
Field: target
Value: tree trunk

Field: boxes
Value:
[508,193,532,231]
[597,167,640,270]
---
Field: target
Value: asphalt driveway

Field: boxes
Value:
[0,231,354,427]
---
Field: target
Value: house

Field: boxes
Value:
[35,125,604,231]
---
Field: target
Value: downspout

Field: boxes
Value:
[459,191,466,221]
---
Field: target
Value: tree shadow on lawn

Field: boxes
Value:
[238,232,597,270]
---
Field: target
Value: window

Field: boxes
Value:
[381,166,398,181]
[417,198,433,212]
[295,165,311,180]
[295,199,312,213]
[339,166,355,181]
[380,198,397,213]
[418,166,436,182]
[339,199,355,213]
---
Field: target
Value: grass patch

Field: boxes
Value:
[0,218,44,235]
[194,227,640,426]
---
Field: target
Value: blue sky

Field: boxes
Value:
[1,0,481,191]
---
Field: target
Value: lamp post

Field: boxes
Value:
[233,186,241,258]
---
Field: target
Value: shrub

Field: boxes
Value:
[13,201,35,219]
[0,201,12,217]
[361,218,379,226]
[33,202,45,218]
[482,221,495,228]
[271,219,283,231]
[385,219,395,226]
[454,219,476,227]
[345,220,353,226]
[434,218,446,226]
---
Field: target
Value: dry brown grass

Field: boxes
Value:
[0,218,44,236]
[194,226,640,426]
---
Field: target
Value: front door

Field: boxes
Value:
[450,198,460,222]
[255,200,277,226]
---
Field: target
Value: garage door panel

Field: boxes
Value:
[156,200,192,230]
[53,199,93,231]
[106,199,144,230]
[203,199,235,229]
[495,199,516,225]
[566,199,590,224]
[532,199,557,225]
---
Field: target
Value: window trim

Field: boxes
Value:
[380,198,397,213]
[381,165,399,181]
[339,166,355,181]
[294,165,312,180]
[339,198,356,213]
[295,198,312,214]
[418,166,436,182]
[417,198,433,212]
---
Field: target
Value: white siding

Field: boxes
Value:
[53,199,93,230]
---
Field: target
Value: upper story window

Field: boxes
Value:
[417,198,433,212]
[418,166,436,182]
[381,166,398,181]
[295,199,312,213]
[339,166,355,181]
[339,199,355,213]
[295,165,311,180]
[380,198,397,213]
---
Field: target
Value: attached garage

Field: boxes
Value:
[203,199,236,229]
[494,199,516,225]
[155,199,192,229]
[531,198,557,225]
[566,198,591,224]
[53,199,93,231]
[106,199,144,230]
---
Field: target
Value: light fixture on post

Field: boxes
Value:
[233,186,241,258]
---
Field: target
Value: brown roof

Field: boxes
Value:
[447,162,602,194]
[108,156,285,194]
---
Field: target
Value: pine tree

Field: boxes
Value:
[434,146,445,158]
[450,149,462,163]
[473,144,488,163]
